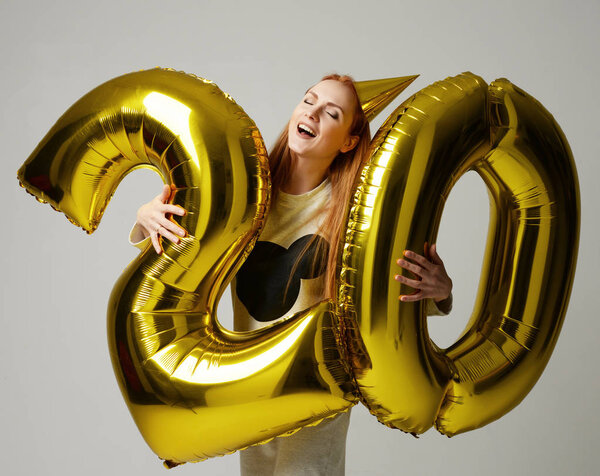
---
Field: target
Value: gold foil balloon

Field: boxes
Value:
[17,69,579,466]
[338,72,579,436]
[17,68,357,465]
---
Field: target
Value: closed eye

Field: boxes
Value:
[304,98,337,118]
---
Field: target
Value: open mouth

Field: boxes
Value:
[297,123,316,138]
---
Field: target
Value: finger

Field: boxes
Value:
[396,257,425,277]
[430,243,444,265]
[403,249,433,269]
[158,225,181,244]
[150,232,162,254]
[394,274,422,289]
[158,184,171,203]
[160,218,187,237]
[399,291,423,302]
[161,204,187,216]
[424,241,429,259]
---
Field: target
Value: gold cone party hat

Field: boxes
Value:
[355,75,419,122]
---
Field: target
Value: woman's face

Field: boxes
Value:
[287,79,359,164]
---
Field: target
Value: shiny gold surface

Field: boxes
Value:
[338,72,579,436]
[18,69,579,465]
[17,68,356,464]
[436,76,580,435]
[354,75,419,121]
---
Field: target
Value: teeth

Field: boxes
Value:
[298,123,316,137]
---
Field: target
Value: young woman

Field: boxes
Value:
[130,74,453,475]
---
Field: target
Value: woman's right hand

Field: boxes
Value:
[136,184,187,254]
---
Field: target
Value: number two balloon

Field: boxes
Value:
[17,68,579,466]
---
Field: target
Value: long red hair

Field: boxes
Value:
[268,74,371,299]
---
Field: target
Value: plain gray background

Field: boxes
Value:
[2,0,598,475]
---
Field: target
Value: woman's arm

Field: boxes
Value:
[394,242,453,314]
[131,184,187,253]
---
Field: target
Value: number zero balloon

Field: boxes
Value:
[17,68,579,466]
[338,72,580,436]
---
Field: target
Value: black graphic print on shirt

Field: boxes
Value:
[235,234,330,322]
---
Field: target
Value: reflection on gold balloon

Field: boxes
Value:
[338,72,579,436]
[17,69,579,466]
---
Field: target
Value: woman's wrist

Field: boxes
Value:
[434,293,453,314]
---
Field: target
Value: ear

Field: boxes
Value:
[340,135,360,153]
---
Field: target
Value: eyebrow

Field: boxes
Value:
[306,91,344,114]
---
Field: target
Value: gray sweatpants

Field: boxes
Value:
[240,410,351,476]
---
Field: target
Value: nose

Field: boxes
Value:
[305,104,319,122]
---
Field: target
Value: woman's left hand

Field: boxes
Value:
[394,242,452,302]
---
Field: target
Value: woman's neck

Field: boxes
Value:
[281,154,331,195]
